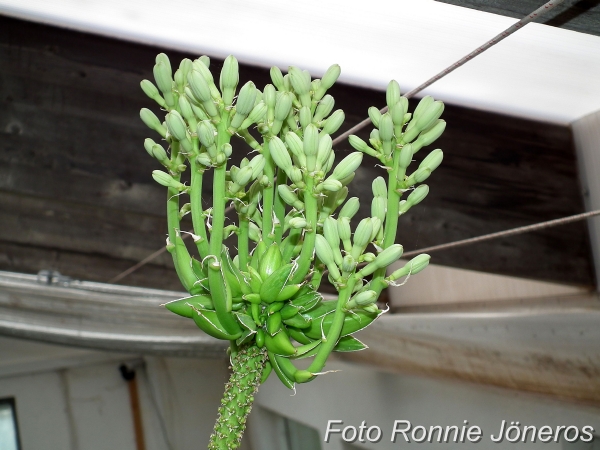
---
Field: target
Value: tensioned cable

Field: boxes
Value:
[401,209,600,259]
[108,0,568,284]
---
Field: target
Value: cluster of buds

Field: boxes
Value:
[140,53,444,390]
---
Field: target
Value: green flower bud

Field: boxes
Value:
[299,106,312,129]
[278,185,304,210]
[323,217,342,265]
[240,101,268,129]
[285,132,306,168]
[289,217,307,229]
[233,165,253,187]
[178,96,195,125]
[236,81,257,116]
[413,96,434,120]
[379,113,394,142]
[387,254,430,281]
[304,124,319,170]
[371,196,386,222]
[337,216,352,243]
[248,222,261,241]
[272,92,293,134]
[140,80,166,107]
[270,66,285,91]
[407,184,429,206]
[165,111,188,142]
[140,108,166,137]
[153,60,172,95]
[197,121,216,148]
[368,107,381,128]
[220,55,239,106]
[353,290,378,306]
[321,109,344,135]
[317,179,343,193]
[374,244,403,269]
[391,97,409,126]
[330,152,363,181]
[370,217,382,241]
[314,235,335,266]
[313,95,334,123]
[269,137,293,174]
[413,167,432,184]
[386,80,400,110]
[263,84,276,109]
[222,143,232,158]
[372,177,387,198]
[196,153,212,167]
[289,67,310,95]
[338,197,360,219]
[413,120,446,152]
[348,135,379,158]
[179,58,193,78]
[151,144,169,165]
[316,64,340,99]
[152,170,185,190]
[325,151,337,175]
[288,167,304,187]
[398,143,413,170]
[248,154,266,179]
[416,101,444,132]
[352,218,373,257]
[316,134,333,170]
[420,149,443,172]
[143,138,156,157]
[193,57,221,101]
[342,254,357,273]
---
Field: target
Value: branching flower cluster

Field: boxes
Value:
[140,53,445,448]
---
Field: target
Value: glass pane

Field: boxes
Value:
[0,401,19,450]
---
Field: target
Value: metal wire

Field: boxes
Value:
[402,209,600,258]
[108,0,569,284]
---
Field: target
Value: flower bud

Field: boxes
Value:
[270,66,285,91]
[330,152,363,181]
[398,143,413,170]
[240,102,268,129]
[321,109,344,135]
[386,80,400,110]
[313,95,334,123]
[371,196,386,222]
[299,106,312,129]
[197,121,216,148]
[387,254,430,281]
[368,107,381,128]
[220,55,239,106]
[236,81,257,116]
[140,108,166,137]
[289,217,308,229]
[419,149,443,172]
[338,197,360,219]
[407,184,429,206]
[372,177,387,198]
[165,111,188,142]
[152,170,185,190]
[269,137,293,174]
[348,135,379,158]
[140,80,166,107]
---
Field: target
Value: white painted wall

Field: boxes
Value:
[572,111,600,290]
[251,359,600,450]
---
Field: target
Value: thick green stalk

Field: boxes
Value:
[238,215,250,269]
[190,159,210,258]
[261,140,275,246]
[371,150,403,295]
[291,176,317,283]
[207,112,239,335]
[208,346,267,450]
[273,169,288,242]
[307,277,356,374]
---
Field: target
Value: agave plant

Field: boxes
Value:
[140,53,444,449]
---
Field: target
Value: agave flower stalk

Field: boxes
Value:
[140,54,445,449]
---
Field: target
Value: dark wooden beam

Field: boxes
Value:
[435,0,600,37]
[0,15,594,288]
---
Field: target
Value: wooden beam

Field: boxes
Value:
[0,15,593,286]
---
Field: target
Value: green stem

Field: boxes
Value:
[261,140,275,246]
[307,277,356,374]
[190,159,210,258]
[238,215,249,269]
[208,346,267,450]
[273,169,287,243]
[371,150,403,295]
[291,176,317,284]
[207,111,239,335]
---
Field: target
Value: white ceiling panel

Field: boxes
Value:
[1,0,599,123]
